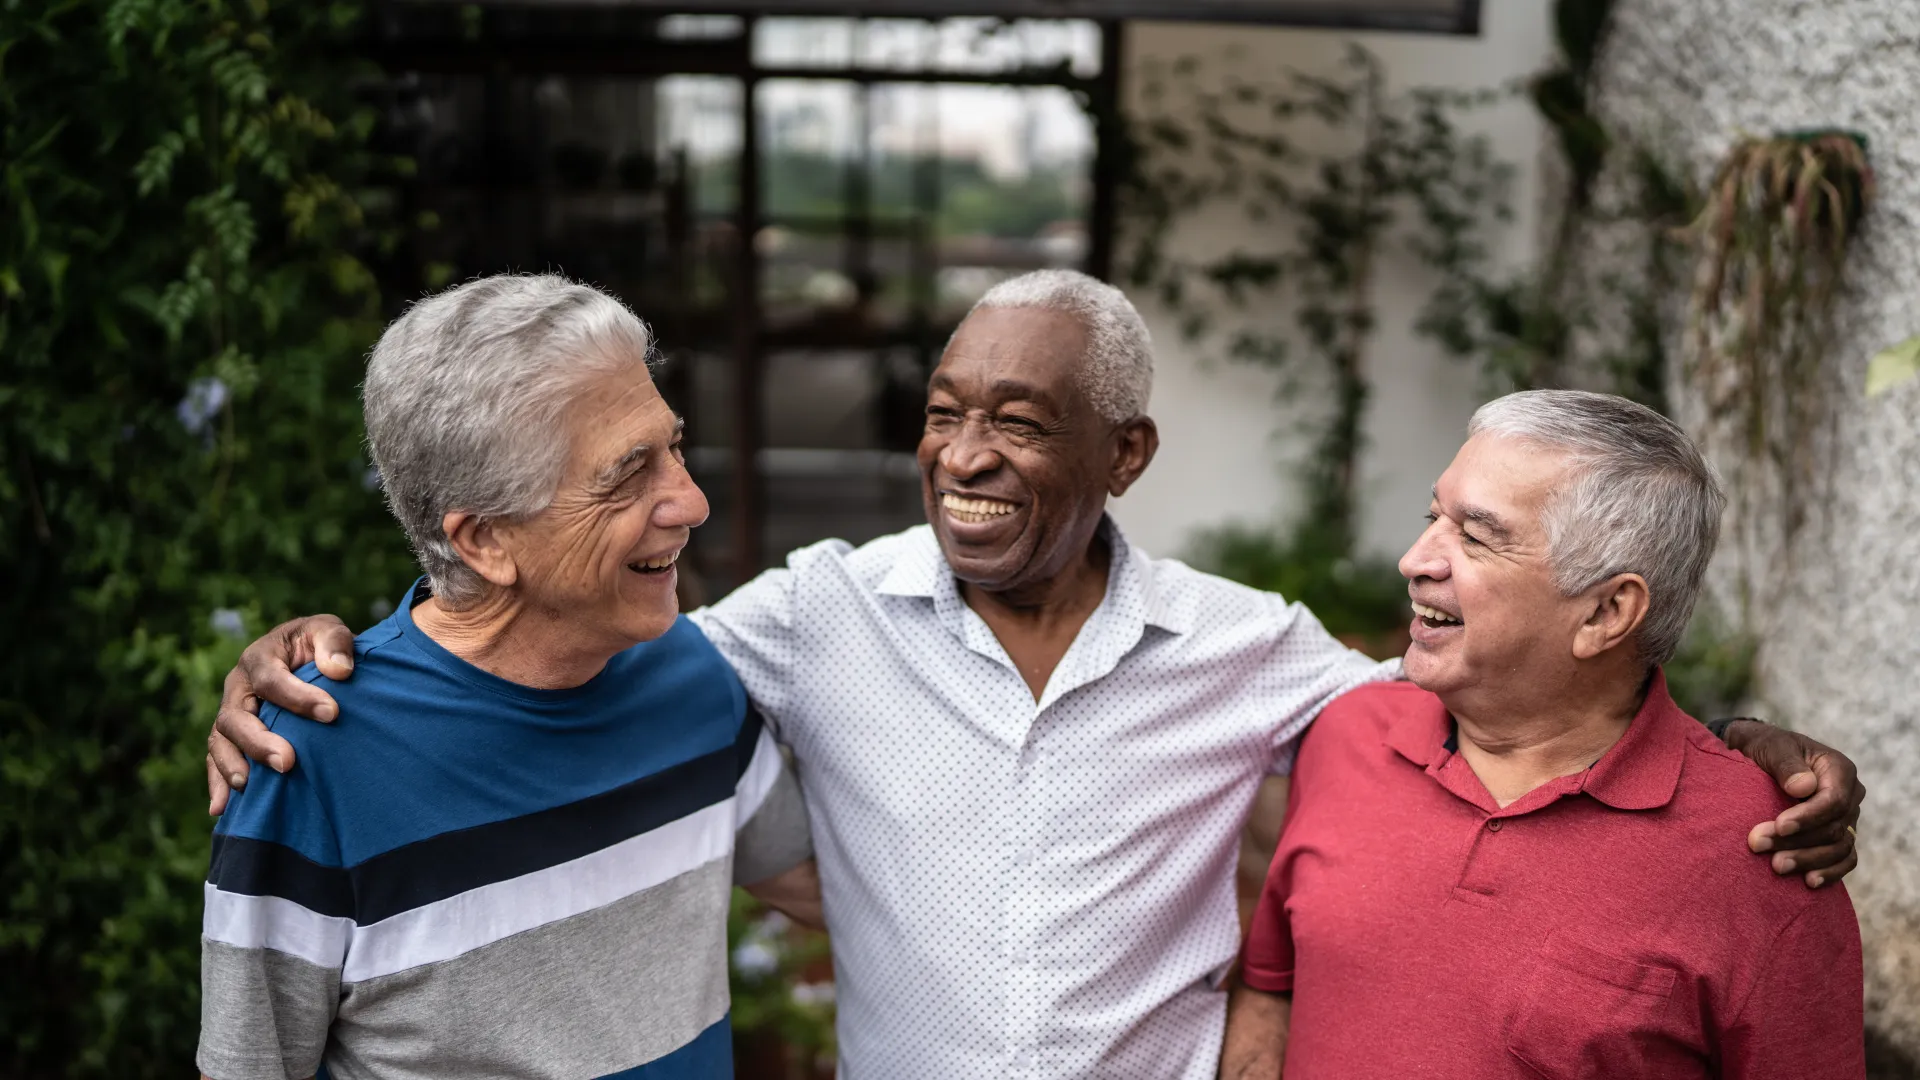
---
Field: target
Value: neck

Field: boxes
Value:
[959,528,1112,630]
[1446,664,1649,808]
[412,591,616,690]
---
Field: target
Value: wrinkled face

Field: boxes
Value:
[919,307,1119,594]
[496,362,708,650]
[1398,433,1590,700]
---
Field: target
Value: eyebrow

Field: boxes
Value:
[927,373,1058,410]
[596,416,684,488]
[1432,486,1514,541]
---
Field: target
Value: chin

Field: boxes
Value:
[605,602,678,646]
[1401,649,1452,693]
[630,612,679,643]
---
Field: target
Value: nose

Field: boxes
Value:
[939,414,1002,482]
[1398,520,1450,583]
[656,452,711,531]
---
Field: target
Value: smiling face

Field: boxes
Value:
[918,306,1153,597]
[1398,433,1594,704]
[493,361,708,652]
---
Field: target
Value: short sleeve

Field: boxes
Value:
[690,564,801,734]
[1260,595,1401,775]
[1240,767,1306,993]
[198,713,348,1079]
[1717,889,1865,1079]
[731,708,813,885]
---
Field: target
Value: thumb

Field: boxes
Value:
[1780,767,1818,799]
[309,620,358,681]
[1741,724,1818,799]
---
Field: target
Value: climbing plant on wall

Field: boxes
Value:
[1,1,416,1072]
[1121,43,1512,555]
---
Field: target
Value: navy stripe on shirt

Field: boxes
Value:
[208,735,743,924]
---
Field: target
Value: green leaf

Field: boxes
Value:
[1866,333,1920,397]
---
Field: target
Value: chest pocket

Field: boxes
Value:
[1506,933,1701,1079]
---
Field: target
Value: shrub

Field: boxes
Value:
[0,1,413,1071]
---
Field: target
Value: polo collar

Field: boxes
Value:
[1577,670,1688,811]
[1385,670,1688,812]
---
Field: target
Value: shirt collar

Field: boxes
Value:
[1577,670,1689,810]
[874,515,1189,636]
[1385,669,1689,812]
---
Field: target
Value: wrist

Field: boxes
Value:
[1706,716,1761,746]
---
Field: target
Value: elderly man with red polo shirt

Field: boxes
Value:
[1224,390,1864,1080]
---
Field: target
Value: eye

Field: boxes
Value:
[1423,510,1439,525]
[925,405,959,424]
[998,414,1044,433]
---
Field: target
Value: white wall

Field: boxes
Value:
[1107,6,1554,562]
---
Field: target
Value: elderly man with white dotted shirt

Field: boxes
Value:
[208,270,1864,1079]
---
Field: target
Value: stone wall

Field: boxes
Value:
[1574,0,1920,1066]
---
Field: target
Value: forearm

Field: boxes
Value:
[743,859,825,931]
[1219,979,1289,1080]
[1236,776,1290,932]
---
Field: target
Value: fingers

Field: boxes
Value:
[215,701,297,774]
[1772,755,1862,838]
[238,617,351,721]
[207,754,230,817]
[1806,847,1858,889]
[1770,836,1853,879]
[208,728,252,793]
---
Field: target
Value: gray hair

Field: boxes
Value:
[1468,390,1725,666]
[967,269,1153,422]
[363,274,657,607]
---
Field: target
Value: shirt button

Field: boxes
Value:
[1487,819,1504,832]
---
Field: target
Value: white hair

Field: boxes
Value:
[363,274,657,607]
[1469,389,1725,666]
[967,269,1153,422]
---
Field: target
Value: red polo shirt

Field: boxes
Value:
[1243,675,1863,1079]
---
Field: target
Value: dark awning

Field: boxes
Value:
[522,1,1480,35]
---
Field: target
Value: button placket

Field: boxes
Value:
[1450,814,1508,901]
[1001,732,1046,1072]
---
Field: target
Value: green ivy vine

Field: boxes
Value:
[1,1,415,1071]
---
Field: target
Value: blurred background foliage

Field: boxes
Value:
[0,1,842,1073]
[2,0,414,1070]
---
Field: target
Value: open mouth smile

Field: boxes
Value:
[941,492,1019,525]
[626,549,680,575]
[1411,600,1461,629]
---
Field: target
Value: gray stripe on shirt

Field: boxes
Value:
[324,856,733,1080]
[199,938,339,1080]
[201,856,734,1080]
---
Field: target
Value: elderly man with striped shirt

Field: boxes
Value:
[207,271,1864,1079]
[197,276,816,1080]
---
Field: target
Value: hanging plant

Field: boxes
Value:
[1684,130,1872,528]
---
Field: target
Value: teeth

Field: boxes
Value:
[942,493,1017,523]
[631,550,680,571]
[1412,601,1461,624]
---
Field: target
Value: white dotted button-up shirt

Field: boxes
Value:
[691,519,1396,1079]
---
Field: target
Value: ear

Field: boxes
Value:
[1107,416,1159,498]
[1571,573,1650,661]
[442,510,519,591]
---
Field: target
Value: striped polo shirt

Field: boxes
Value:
[197,581,811,1080]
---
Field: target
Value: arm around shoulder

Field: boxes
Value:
[690,563,803,725]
